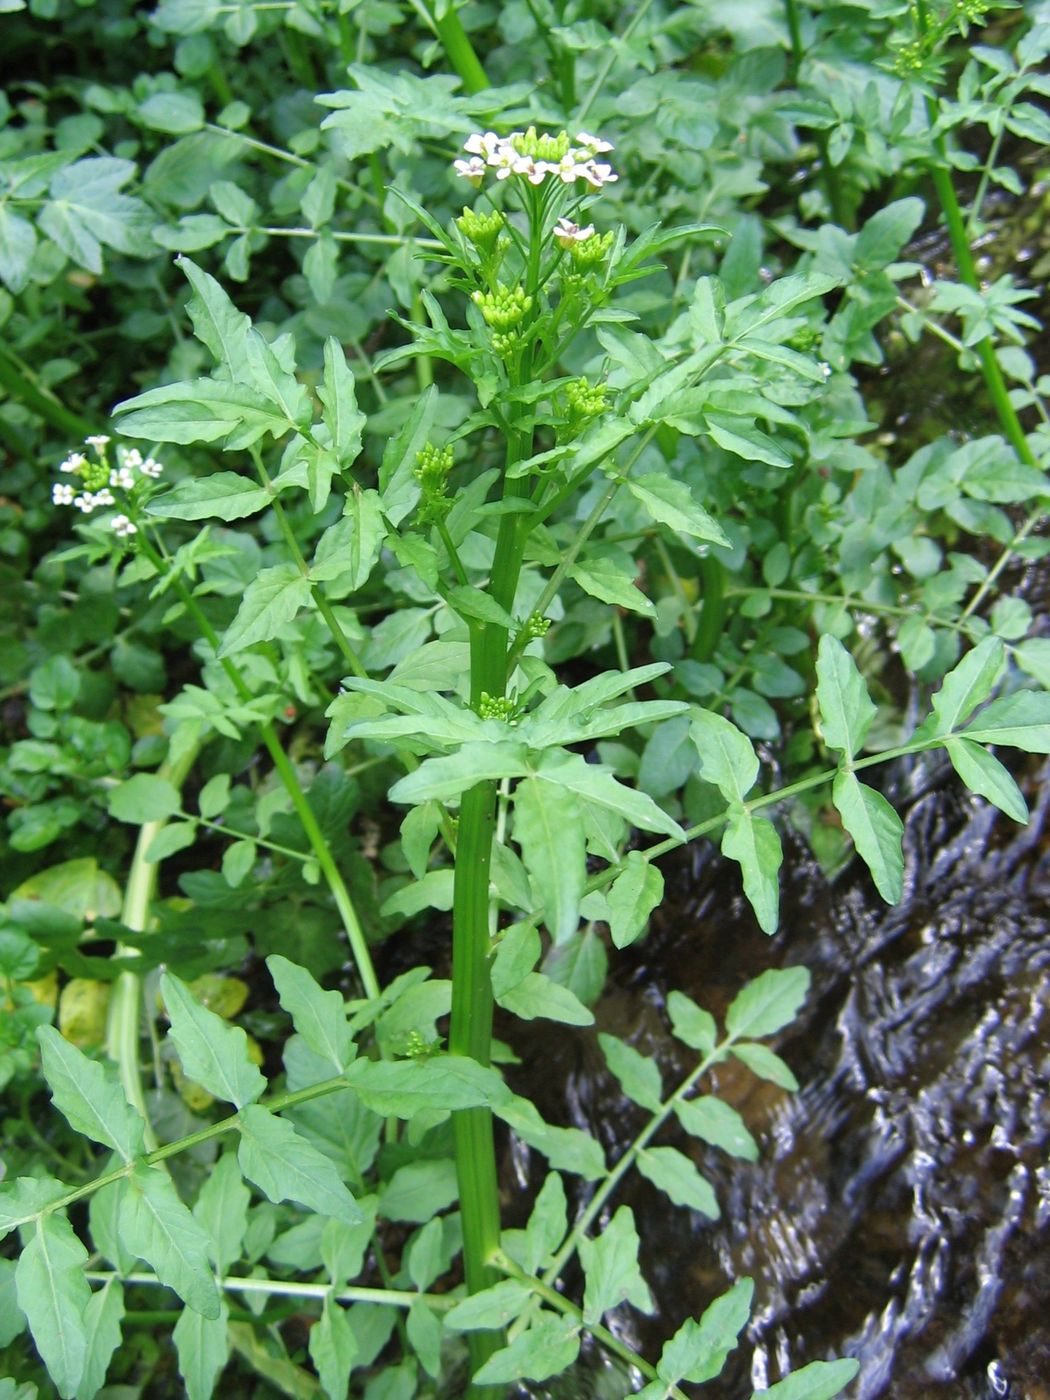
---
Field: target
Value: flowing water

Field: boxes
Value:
[506,751,1050,1399]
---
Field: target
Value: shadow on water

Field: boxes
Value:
[505,752,1050,1400]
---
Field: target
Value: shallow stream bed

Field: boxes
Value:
[506,754,1050,1399]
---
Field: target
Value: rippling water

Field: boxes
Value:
[507,756,1050,1399]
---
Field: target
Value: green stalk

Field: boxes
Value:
[419,0,489,93]
[0,343,97,441]
[138,533,381,1001]
[448,412,534,1386]
[105,744,201,1148]
[914,6,1038,469]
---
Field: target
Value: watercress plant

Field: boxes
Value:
[3,2,1050,1398]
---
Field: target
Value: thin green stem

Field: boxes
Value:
[85,1270,458,1310]
[252,451,368,680]
[0,343,98,440]
[495,1252,689,1399]
[911,13,1038,469]
[575,0,656,126]
[138,532,380,1000]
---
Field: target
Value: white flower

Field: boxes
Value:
[139,457,164,478]
[52,482,75,506]
[554,217,595,247]
[73,494,94,513]
[464,131,501,159]
[59,452,87,473]
[454,156,487,183]
[820,362,833,380]
[95,488,115,507]
[122,447,144,469]
[110,466,135,490]
[85,434,110,451]
[578,161,618,189]
[576,131,614,153]
[111,514,138,537]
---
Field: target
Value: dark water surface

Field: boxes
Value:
[507,756,1050,1399]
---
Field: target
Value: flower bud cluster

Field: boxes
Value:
[565,378,609,423]
[454,128,617,190]
[472,284,533,332]
[456,207,505,255]
[414,442,454,524]
[52,436,163,537]
[523,612,551,639]
[478,691,517,722]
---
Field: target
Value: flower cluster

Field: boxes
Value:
[414,442,454,524]
[51,436,163,537]
[565,377,609,423]
[454,128,617,190]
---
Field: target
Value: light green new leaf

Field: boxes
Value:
[378,383,436,526]
[407,1298,443,1379]
[16,1213,91,1398]
[962,690,1050,751]
[534,748,685,840]
[571,555,657,617]
[598,1033,662,1111]
[446,585,516,630]
[928,637,1005,735]
[172,1299,229,1400]
[816,635,876,758]
[1014,637,1050,688]
[579,1206,654,1323]
[731,1043,799,1091]
[192,1150,249,1275]
[115,379,297,448]
[388,742,531,805]
[107,773,181,824]
[76,1277,124,1400]
[606,852,663,949]
[218,564,312,658]
[676,1096,758,1161]
[832,770,904,903]
[178,256,250,376]
[473,1312,580,1385]
[945,736,1027,823]
[319,338,366,470]
[160,972,266,1109]
[495,1095,606,1179]
[689,711,759,803]
[748,1357,860,1400]
[146,473,269,522]
[667,991,717,1055]
[704,413,792,469]
[726,966,810,1040]
[378,1158,457,1224]
[37,1027,145,1163]
[310,490,383,588]
[344,1055,510,1117]
[514,778,585,945]
[524,1172,567,1273]
[498,972,594,1026]
[267,955,354,1074]
[721,811,782,934]
[238,1106,362,1225]
[658,1277,753,1384]
[625,473,729,546]
[119,1164,220,1319]
[0,207,36,294]
[445,1280,533,1332]
[636,1146,719,1219]
[309,1295,358,1400]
